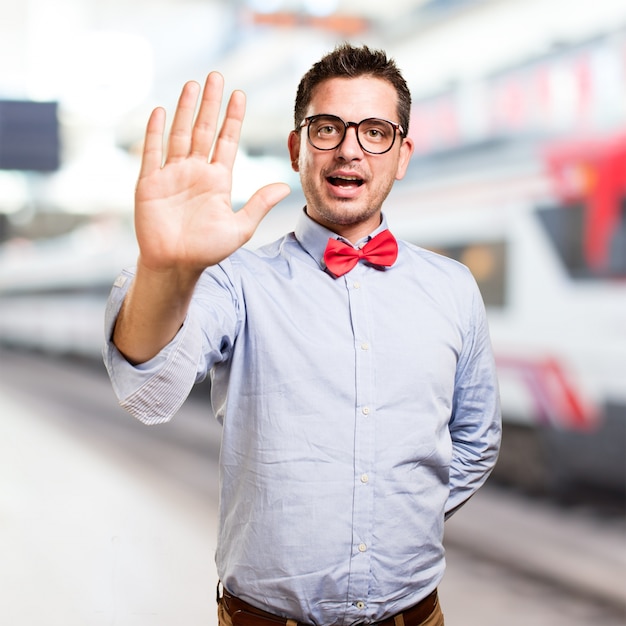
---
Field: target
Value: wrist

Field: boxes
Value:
[135,256,204,295]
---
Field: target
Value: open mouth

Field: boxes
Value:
[327,175,364,189]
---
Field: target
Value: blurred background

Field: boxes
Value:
[0,0,624,624]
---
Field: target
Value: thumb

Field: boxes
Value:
[237,182,291,239]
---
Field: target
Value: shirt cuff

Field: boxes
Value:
[102,269,202,424]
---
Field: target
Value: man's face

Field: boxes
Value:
[288,76,414,239]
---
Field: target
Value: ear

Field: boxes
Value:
[288,130,301,172]
[395,136,414,181]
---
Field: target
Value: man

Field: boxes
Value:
[104,44,501,626]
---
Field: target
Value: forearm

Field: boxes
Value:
[445,369,501,517]
[112,259,204,364]
[445,426,500,518]
[445,285,502,517]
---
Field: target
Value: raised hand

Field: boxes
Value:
[135,72,291,274]
[113,73,290,364]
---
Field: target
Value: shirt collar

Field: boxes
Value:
[294,207,391,272]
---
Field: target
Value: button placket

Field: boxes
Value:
[344,264,376,615]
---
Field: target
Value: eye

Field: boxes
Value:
[312,118,342,137]
[365,128,383,139]
[361,121,391,142]
[318,124,340,136]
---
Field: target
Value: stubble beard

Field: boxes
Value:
[302,177,394,229]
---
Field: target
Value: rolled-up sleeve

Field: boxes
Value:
[102,269,208,424]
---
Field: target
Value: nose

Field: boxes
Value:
[336,125,363,160]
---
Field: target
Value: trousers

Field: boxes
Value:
[217,587,445,626]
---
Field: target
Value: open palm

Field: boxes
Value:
[135,72,290,274]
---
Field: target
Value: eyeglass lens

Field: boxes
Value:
[307,115,397,154]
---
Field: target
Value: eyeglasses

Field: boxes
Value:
[299,114,405,155]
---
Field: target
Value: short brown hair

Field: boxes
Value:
[294,43,411,137]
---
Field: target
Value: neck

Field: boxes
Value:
[306,208,383,244]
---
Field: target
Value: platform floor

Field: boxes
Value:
[1,383,219,625]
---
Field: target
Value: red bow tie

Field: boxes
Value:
[323,229,398,277]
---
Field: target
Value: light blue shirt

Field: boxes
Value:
[103,209,501,626]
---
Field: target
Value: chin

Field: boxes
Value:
[323,207,379,228]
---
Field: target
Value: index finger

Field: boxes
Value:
[210,88,246,170]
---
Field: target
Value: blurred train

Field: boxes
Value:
[0,131,624,498]
[390,133,626,497]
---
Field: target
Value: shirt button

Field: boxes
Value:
[361,473,369,484]
[358,543,367,552]
[361,342,369,351]
[356,601,366,610]
[353,281,360,289]
[362,407,370,416]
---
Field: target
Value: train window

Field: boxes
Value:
[536,200,626,280]
[427,241,508,308]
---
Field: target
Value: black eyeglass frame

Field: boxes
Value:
[298,114,406,155]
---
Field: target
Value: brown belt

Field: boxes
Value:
[220,587,438,626]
